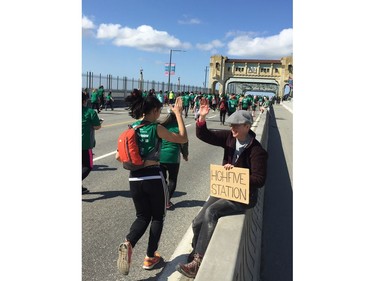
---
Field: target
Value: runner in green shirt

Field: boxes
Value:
[160,111,189,209]
[97,85,105,110]
[105,91,114,111]
[90,88,100,113]
[227,94,238,116]
[241,95,251,111]
[182,92,190,118]
[82,92,102,194]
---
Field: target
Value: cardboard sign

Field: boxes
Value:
[210,164,250,204]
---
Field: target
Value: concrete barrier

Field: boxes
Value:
[195,109,269,281]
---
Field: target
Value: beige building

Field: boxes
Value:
[209,55,293,98]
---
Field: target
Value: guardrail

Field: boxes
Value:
[195,109,269,281]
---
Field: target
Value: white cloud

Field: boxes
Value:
[82,15,95,29]
[196,40,224,51]
[96,23,121,39]
[227,28,293,59]
[178,18,201,25]
[96,24,191,53]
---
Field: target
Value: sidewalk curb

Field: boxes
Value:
[157,227,195,281]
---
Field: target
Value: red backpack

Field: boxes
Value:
[117,124,146,171]
[219,101,226,110]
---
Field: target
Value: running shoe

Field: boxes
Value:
[142,252,161,270]
[117,241,133,275]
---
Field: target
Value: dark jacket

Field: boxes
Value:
[196,121,268,206]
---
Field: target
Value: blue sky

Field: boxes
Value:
[82,0,293,88]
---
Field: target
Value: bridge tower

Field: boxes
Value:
[209,55,293,98]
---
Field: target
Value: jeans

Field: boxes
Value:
[126,166,168,257]
[192,196,252,256]
[183,106,189,118]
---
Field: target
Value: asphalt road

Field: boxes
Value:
[82,106,247,281]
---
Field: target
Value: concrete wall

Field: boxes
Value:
[195,109,269,281]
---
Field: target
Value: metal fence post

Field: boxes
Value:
[125,76,127,97]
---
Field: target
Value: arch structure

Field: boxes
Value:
[209,55,293,98]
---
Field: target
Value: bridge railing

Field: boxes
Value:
[82,72,204,95]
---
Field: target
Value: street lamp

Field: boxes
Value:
[139,67,143,90]
[204,66,208,93]
[167,49,186,93]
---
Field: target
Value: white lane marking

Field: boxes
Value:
[93,151,117,162]
[281,102,293,114]
[250,114,262,132]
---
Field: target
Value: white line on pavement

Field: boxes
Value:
[281,102,293,114]
[93,151,117,162]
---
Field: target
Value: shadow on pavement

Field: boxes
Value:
[92,164,118,171]
[260,106,293,281]
[134,258,167,281]
[170,191,187,198]
[82,190,132,203]
[173,200,206,209]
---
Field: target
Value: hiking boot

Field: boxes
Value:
[142,252,161,270]
[187,251,195,263]
[176,253,203,278]
[117,241,133,275]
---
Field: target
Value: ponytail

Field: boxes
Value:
[129,89,162,119]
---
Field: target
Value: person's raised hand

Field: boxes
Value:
[199,98,210,117]
[171,97,183,115]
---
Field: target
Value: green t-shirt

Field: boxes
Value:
[182,95,190,107]
[160,123,181,163]
[194,99,200,109]
[82,106,101,149]
[132,120,160,160]
[242,97,250,109]
[90,91,98,103]
[97,88,104,98]
[228,99,237,113]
